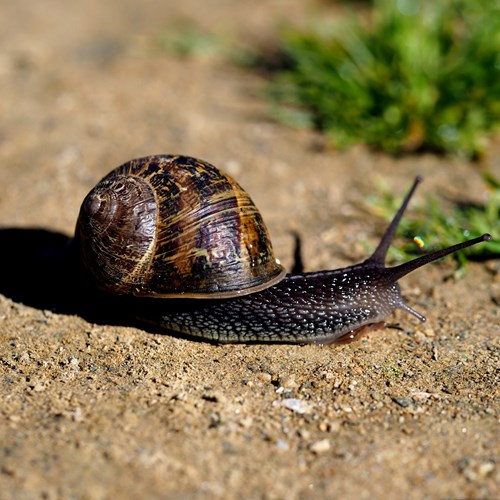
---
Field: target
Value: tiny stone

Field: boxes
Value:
[276,439,289,451]
[392,397,412,408]
[170,392,186,401]
[411,392,432,402]
[318,421,329,432]
[329,421,341,433]
[463,468,477,482]
[309,439,331,454]
[72,407,84,422]
[19,353,30,364]
[239,417,253,429]
[414,331,427,344]
[277,398,313,415]
[278,374,299,390]
[477,461,495,478]
[298,428,311,440]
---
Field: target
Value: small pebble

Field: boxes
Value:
[414,331,428,344]
[309,439,331,454]
[392,397,412,408]
[71,407,84,422]
[329,421,342,433]
[318,421,329,432]
[69,357,79,366]
[298,429,311,440]
[318,420,341,433]
[275,439,289,451]
[278,374,299,390]
[410,392,432,402]
[239,417,253,429]
[333,377,342,388]
[19,353,31,364]
[477,461,495,478]
[277,398,313,415]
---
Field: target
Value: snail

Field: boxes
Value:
[75,154,491,344]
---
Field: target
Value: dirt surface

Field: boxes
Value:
[0,1,498,498]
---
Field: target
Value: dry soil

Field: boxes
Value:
[0,1,498,499]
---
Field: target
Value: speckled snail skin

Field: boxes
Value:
[75,155,491,344]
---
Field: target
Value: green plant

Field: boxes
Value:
[267,0,500,157]
[156,22,255,65]
[368,174,500,265]
[157,24,225,58]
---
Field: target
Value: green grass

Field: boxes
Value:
[156,22,255,65]
[368,174,500,266]
[156,24,225,58]
[267,0,500,158]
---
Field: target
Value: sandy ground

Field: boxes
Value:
[0,1,498,498]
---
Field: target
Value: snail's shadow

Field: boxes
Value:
[0,227,213,342]
[0,227,120,325]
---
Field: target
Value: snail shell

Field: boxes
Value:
[75,155,285,298]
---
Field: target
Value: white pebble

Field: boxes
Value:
[276,398,313,415]
[310,439,331,454]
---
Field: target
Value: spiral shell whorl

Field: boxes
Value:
[76,174,158,294]
[76,155,285,298]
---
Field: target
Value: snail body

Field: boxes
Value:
[75,155,491,344]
